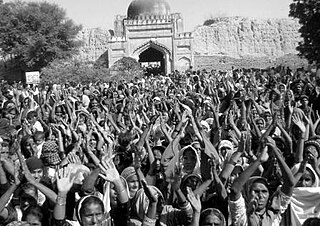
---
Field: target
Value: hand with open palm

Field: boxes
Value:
[99,155,120,183]
[187,187,201,213]
[56,166,75,194]
[292,113,306,135]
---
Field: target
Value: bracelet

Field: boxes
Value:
[118,189,126,194]
[56,202,66,206]
[144,216,156,223]
[56,196,67,206]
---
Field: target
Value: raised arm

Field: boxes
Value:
[230,143,268,201]
[266,137,295,196]
[53,166,75,221]
[292,114,307,163]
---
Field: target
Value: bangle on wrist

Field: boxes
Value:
[56,196,67,205]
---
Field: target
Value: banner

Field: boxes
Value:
[25,71,40,84]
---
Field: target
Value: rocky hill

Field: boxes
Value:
[76,17,302,63]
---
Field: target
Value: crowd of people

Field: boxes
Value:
[0,66,320,226]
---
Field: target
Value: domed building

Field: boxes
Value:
[107,0,194,74]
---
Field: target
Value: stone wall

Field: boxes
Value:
[76,28,110,62]
[193,17,301,58]
[76,17,302,63]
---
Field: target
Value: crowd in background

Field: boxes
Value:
[0,66,320,226]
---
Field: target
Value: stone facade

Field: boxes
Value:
[75,3,302,72]
[77,0,194,74]
[193,17,301,58]
[107,14,193,74]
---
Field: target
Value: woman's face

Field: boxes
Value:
[5,109,16,119]
[184,176,200,193]
[91,99,99,108]
[127,175,139,198]
[201,215,222,226]
[279,85,285,93]
[153,150,162,171]
[55,107,63,120]
[285,90,293,99]
[256,119,265,131]
[250,182,269,212]
[264,113,272,124]
[297,170,314,187]
[43,111,50,121]
[79,114,86,124]
[90,137,97,149]
[251,109,258,120]
[25,137,35,152]
[31,168,44,183]
[23,98,30,107]
[81,203,104,226]
[0,142,9,159]
[305,145,318,160]
[182,149,197,174]
[26,214,42,226]
[20,188,38,211]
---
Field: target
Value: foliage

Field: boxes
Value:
[110,57,143,81]
[289,0,320,64]
[41,57,143,85]
[41,58,110,84]
[0,1,82,72]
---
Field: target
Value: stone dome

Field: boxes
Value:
[127,0,171,19]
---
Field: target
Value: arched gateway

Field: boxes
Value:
[133,40,172,75]
[107,0,194,75]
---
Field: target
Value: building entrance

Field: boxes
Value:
[139,47,165,76]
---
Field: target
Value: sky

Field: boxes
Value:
[12,0,293,31]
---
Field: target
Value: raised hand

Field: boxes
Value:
[181,110,189,123]
[228,110,236,126]
[292,113,306,134]
[99,155,120,183]
[258,143,269,163]
[288,101,294,114]
[141,180,158,203]
[238,131,247,153]
[149,114,159,125]
[132,151,142,169]
[56,166,75,194]
[14,161,23,186]
[170,165,182,191]
[66,151,82,164]
[265,136,277,149]
[187,187,201,213]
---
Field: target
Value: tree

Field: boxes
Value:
[110,57,143,80]
[0,1,82,73]
[41,58,111,85]
[289,0,320,64]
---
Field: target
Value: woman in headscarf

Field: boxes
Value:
[200,208,226,226]
[228,138,294,226]
[53,157,129,226]
[179,145,201,176]
[288,162,320,226]
[186,186,226,226]
[130,185,193,226]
